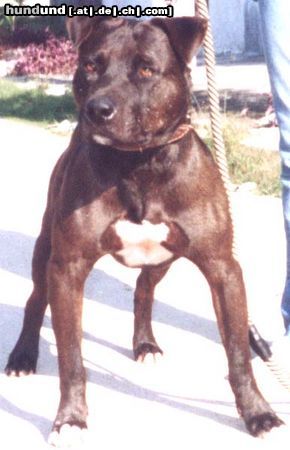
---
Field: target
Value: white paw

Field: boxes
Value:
[48,424,88,448]
[137,351,163,365]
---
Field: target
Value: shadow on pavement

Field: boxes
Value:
[0,229,241,436]
[0,229,220,346]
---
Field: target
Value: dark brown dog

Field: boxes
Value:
[6,16,282,445]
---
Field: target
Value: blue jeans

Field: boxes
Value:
[259,0,290,334]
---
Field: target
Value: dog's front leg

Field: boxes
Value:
[196,255,283,436]
[47,253,94,447]
[133,264,171,362]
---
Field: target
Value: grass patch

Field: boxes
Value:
[199,114,281,197]
[223,118,281,197]
[0,78,76,124]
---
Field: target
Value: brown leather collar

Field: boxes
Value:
[123,123,193,152]
[97,123,194,152]
[166,123,194,145]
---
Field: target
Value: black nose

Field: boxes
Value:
[85,97,116,122]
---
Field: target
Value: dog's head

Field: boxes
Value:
[67,16,207,151]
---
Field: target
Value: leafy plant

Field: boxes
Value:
[9,26,51,46]
[12,35,77,76]
[0,13,15,33]
[0,0,25,37]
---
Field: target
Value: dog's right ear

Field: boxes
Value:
[66,17,95,48]
[151,16,208,64]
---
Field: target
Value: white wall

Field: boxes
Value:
[210,0,262,56]
[209,0,245,55]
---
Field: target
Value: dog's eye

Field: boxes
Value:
[83,54,106,75]
[138,66,154,79]
[84,62,97,74]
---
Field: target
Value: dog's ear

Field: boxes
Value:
[66,17,125,48]
[66,17,95,48]
[151,16,208,64]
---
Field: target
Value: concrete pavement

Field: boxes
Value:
[0,117,290,449]
[193,61,271,93]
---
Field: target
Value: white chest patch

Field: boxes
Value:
[93,134,112,146]
[114,219,173,267]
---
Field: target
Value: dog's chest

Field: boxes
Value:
[106,219,174,268]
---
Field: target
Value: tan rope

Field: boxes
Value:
[194,0,237,256]
[195,0,290,392]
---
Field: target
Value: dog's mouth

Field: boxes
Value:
[82,108,143,151]
[92,131,158,152]
[82,99,192,151]
[87,122,192,152]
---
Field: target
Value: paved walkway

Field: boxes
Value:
[0,102,289,449]
[193,61,271,93]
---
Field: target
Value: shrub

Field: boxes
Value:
[9,26,50,47]
[12,35,77,76]
[0,15,66,45]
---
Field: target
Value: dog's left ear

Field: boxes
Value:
[66,17,95,48]
[151,16,208,64]
[67,17,126,49]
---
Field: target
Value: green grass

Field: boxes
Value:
[0,78,76,125]
[200,115,281,197]
[223,119,281,197]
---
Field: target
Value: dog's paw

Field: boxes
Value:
[48,424,88,448]
[134,342,163,364]
[246,412,284,437]
[5,350,37,376]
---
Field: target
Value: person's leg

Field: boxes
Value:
[259,0,290,334]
